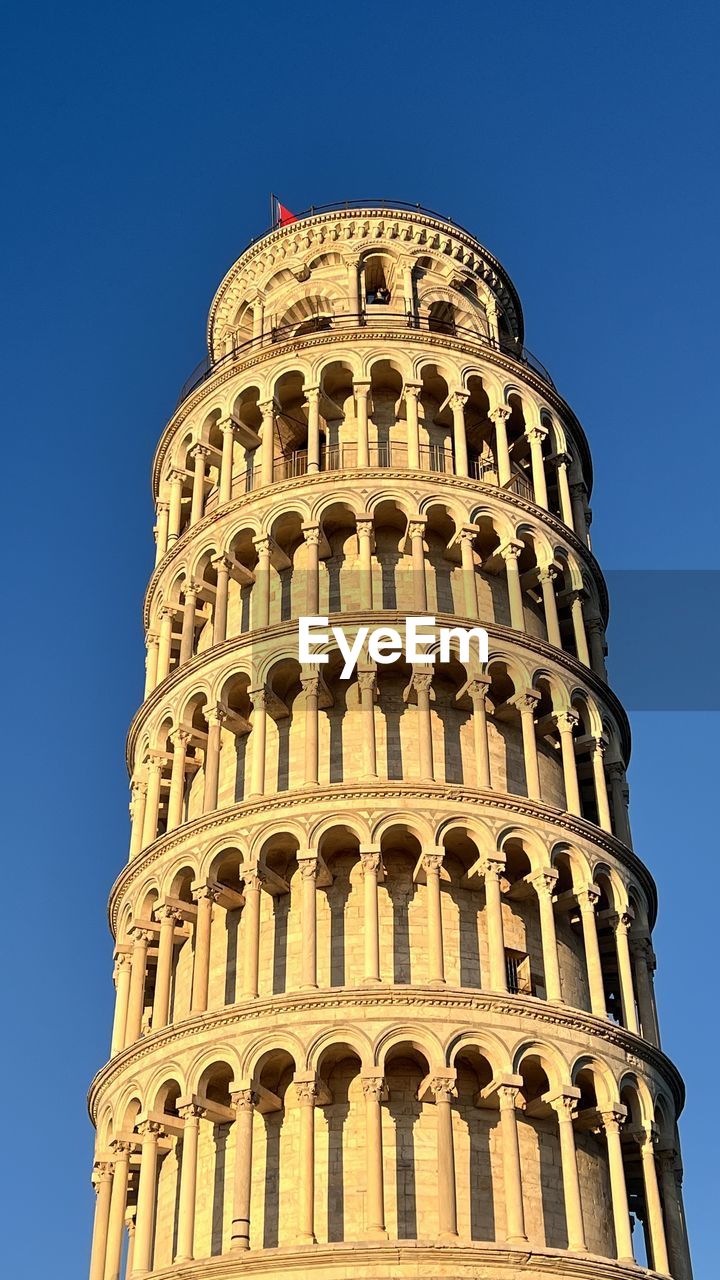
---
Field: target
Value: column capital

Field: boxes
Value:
[360,850,383,875]
[219,416,241,436]
[298,854,319,881]
[356,516,374,539]
[629,934,656,968]
[353,379,371,396]
[448,389,469,410]
[421,849,445,876]
[458,522,480,542]
[231,1086,259,1112]
[525,424,548,444]
[489,404,512,423]
[403,380,422,399]
[178,1100,205,1121]
[191,879,224,904]
[190,442,211,459]
[241,863,266,893]
[156,498,170,514]
[258,397,279,416]
[553,708,580,733]
[360,1074,386,1101]
[496,1082,523,1110]
[510,687,541,714]
[466,674,492,701]
[252,534,273,556]
[537,563,559,584]
[248,685,268,710]
[599,1105,628,1134]
[136,1119,165,1139]
[301,521,321,546]
[607,758,626,780]
[429,1073,457,1102]
[632,1123,660,1153]
[357,668,377,694]
[170,726,192,748]
[204,701,229,728]
[294,1076,320,1106]
[610,909,633,934]
[303,385,321,404]
[589,733,609,757]
[300,671,321,696]
[407,516,427,539]
[182,578,202,598]
[210,552,233,572]
[480,855,506,881]
[528,866,559,896]
[92,1160,114,1186]
[577,884,601,912]
[545,1087,581,1121]
[168,466,186,485]
[109,1137,135,1158]
[499,538,523,562]
[410,669,434,696]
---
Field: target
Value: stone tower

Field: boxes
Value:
[88,201,692,1280]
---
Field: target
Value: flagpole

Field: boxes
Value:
[269,192,276,228]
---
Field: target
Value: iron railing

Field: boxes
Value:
[202,444,534,512]
[175,310,553,409]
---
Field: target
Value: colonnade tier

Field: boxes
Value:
[149,351,596,578]
[88,998,688,1278]
[143,480,610,693]
[126,620,631,865]
[88,205,692,1280]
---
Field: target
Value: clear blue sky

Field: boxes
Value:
[2,2,717,1274]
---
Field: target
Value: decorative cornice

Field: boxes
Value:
[87,985,684,1122]
[82,1237,668,1279]
[106,783,656,933]
[126,613,628,769]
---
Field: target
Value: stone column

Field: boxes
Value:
[423,851,446,986]
[513,690,541,800]
[354,380,371,466]
[408,519,428,611]
[241,868,263,998]
[191,883,218,1014]
[659,1150,693,1280]
[570,481,589,543]
[211,555,231,645]
[539,566,562,647]
[459,526,479,617]
[179,582,199,665]
[599,1105,632,1264]
[124,1214,136,1279]
[551,1094,586,1251]
[129,779,147,860]
[608,761,633,847]
[482,858,507,991]
[555,709,581,815]
[302,523,321,614]
[154,501,170,565]
[110,952,132,1055]
[347,257,360,316]
[202,703,226,812]
[132,1121,164,1275]
[552,452,575,527]
[361,1076,387,1236]
[431,1077,458,1238]
[577,887,606,1017]
[613,912,639,1034]
[631,936,660,1047]
[569,591,591,667]
[305,386,321,473]
[249,688,267,796]
[152,905,179,1030]
[404,382,421,468]
[530,869,562,1001]
[298,855,318,989]
[357,670,378,778]
[497,1085,528,1244]
[360,851,382,983]
[156,606,174,683]
[230,1088,258,1251]
[591,736,612,831]
[167,728,190,831]
[468,676,492,788]
[89,1162,113,1280]
[301,673,320,787]
[490,406,512,485]
[252,536,272,629]
[501,540,525,629]
[104,1142,132,1280]
[175,1103,203,1261]
[219,419,236,504]
[143,633,159,697]
[356,518,374,609]
[587,616,608,679]
[189,444,210,525]
[140,757,162,847]
[526,425,549,508]
[412,670,434,780]
[295,1079,318,1243]
[167,469,184,544]
[125,929,151,1043]
[259,400,276,486]
[637,1129,670,1275]
[449,391,469,478]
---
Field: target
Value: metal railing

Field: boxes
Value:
[203,443,535,511]
[175,310,553,408]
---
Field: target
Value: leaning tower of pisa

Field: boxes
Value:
[87,201,693,1280]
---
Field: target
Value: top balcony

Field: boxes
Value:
[175,311,554,411]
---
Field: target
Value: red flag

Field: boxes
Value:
[276,199,298,227]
